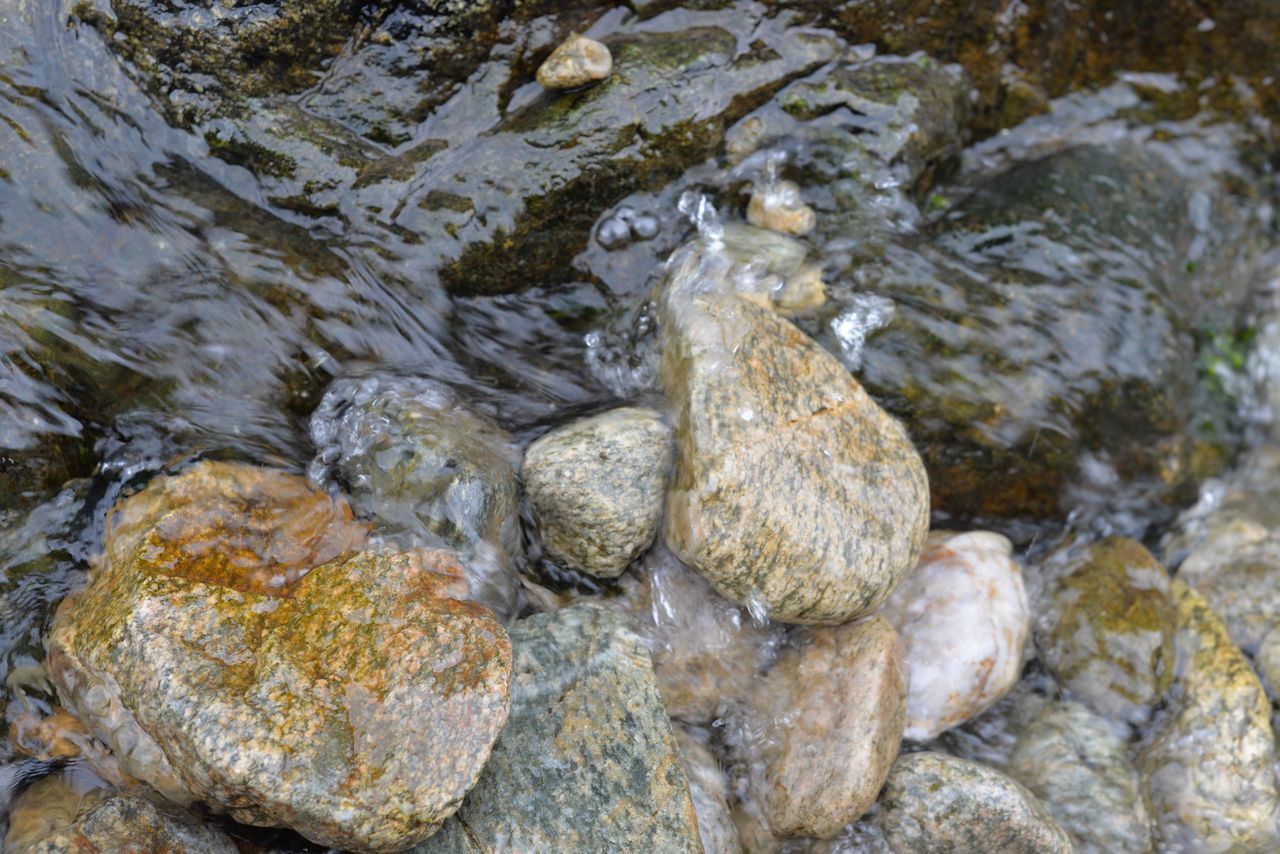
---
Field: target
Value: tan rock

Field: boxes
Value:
[878,530,1029,740]
[675,726,743,853]
[747,179,816,236]
[536,33,612,90]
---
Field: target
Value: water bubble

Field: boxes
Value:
[678,191,724,248]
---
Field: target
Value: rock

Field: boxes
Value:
[747,179,815,236]
[419,604,702,852]
[752,617,907,838]
[874,752,1073,854]
[537,33,612,90]
[310,374,522,618]
[878,531,1029,740]
[658,240,930,624]
[3,775,238,854]
[47,461,512,852]
[676,726,743,854]
[613,547,784,725]
[851,143,1260,523]
[1007,700,1153,853]
[1138,580,1280,851]
[522,406,672,578]
[1033,536,1176,723]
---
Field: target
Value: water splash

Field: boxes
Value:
[830,293,896,370]
[678,191,725,249]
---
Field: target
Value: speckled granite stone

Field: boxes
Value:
[523,406,672,578]
[875,752,1072,853]
[419,604,703,852]
[1034,536,1176,724]
[4,775,238,854]
[1139,580,1280,851]
[47,462,511,853]
[657,242,930,624]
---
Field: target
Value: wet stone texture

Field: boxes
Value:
[750,616,907,839]
[675,726,742,854]
[46,461,512,852]
[4,774,238,853]
[658,241,930,625]
[1033,536,1176,724]
[1007,700,1153,853]
[418,603,703,852]
[874,751,1073,854]
[522,406,672,579]
[878,531,1029,740]
[1138,580,1280,852]
[310,374,523,618]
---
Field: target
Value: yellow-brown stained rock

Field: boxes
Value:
[47,462,511,853]
[657,242,930,625]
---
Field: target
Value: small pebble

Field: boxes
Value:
[747,179,816,236]
[537,34,612,90]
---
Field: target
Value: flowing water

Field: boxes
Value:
[1,0,1278,848]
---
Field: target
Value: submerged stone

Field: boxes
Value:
[537,33,612,90]
[420,604,702,852]
[878,531,1029,740]
[47,462,512,852]
[658,241,930,624]
[676,726,743,854]
[874,752,1072,854]
[1008,700,1153,853]
[522,406,672,578]
[752,617,907,839]
[747,179,815,236]
[4,774,238,854]
[1033,536,1176,724]
[310,374,522,618]
[1138,580,1280,852]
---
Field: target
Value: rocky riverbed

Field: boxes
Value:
[1,0,1279,852]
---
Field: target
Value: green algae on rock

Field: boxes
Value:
[1033,536,1176,724]
[522,406,672,579]
[875,751,1073,854]
[46,461,512,852]
[657,241,930,625]
[419,603,703,852]
[1008,700,1153,853]
[1138,580,1280,852]
[3,774,238,854]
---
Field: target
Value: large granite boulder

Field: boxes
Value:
[419,604,703,852]
[523,406,672,578]
[874,752,1072,853]
[310,374,522,618]
[1139,580,1280,851]
[657,240,930,624]
[1034,536,1176,723]
[46,461,512,852]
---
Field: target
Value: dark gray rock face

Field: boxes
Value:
[874,752,1073,854]
[522,406,671,578]
[310,374,522,617]
[419,603,703,852]
[658,242,930,625]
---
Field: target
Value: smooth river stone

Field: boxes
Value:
[1008,700,1153,853]
[676,725,743,854]
[1139,580,1280,851]
[419,604,703,852]
[753,616,907,838]
[658,241,930,624]
[878,530,1029,739]
[522,406,672,578]
[1034,536,1176,724]
[46,462,512,852]
[874,752,1072,853]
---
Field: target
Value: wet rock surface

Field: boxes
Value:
[419,604,702,852]
[751,617,906,839]
[658,241,930,624]
[522,406,671,578]
[46,461,512,852]
[676,726,742,854]
[1007,700,1153,853]
[874,751,1073,853]
[310,374,522,617]
[1138,580,1280,852]
[4,774,237,853]
[878,531,1029,740]
[1034,536,1176,723]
